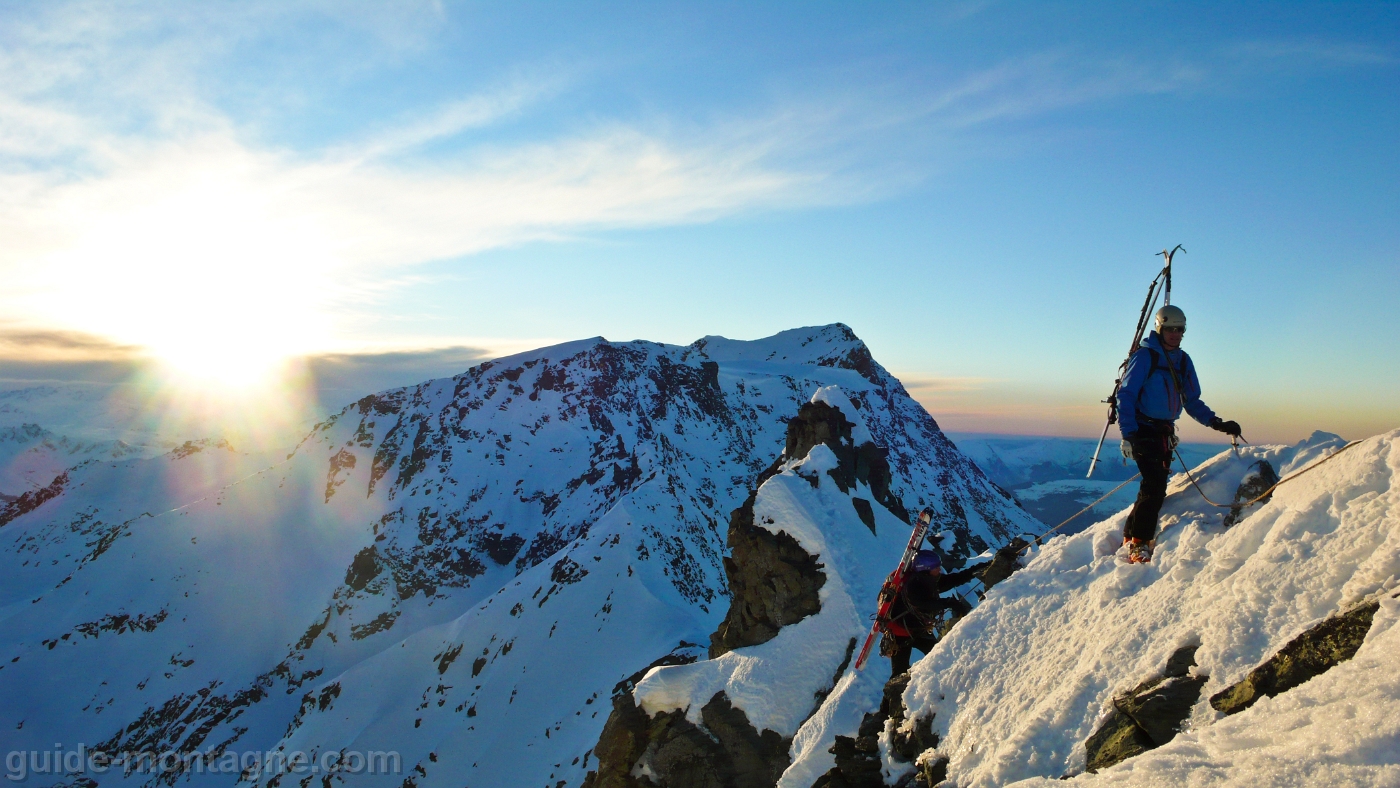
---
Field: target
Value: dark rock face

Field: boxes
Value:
[710,400,911,660]
[589,398,928,787]
[1223,459,1281,528]
[785,401,910,526]
[1084,645,1207,773]
[814,712,884,788]
[708,494,826,659]
[975,538,1030,590]
[0,471,67,527]
[1210,598,1382,715]
[816,672,940,788]
[583,691,787,788]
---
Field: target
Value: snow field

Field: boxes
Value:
[900,430,1400,787]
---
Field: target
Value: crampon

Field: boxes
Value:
[1124,537,1154,564]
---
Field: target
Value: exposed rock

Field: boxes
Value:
[786,402,909,524]
[815,671,939,788]
[708,495,825,659]
[1210,597,1381,715]
[590,398,928,786]
[785,401,853,463]
[325,448,357,502]
[975,538,1030,590]
[583,691,787,788]
[0,471,68,527]
[884,673,938,762]
[1084,644,1207,773]
[914,754,948,787]
[851,498,877,535]
[1223,459,1280,528]
[813,711,884,788]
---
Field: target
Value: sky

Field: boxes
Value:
[1,0,1397,444]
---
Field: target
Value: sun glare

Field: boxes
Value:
[41,159,339,399]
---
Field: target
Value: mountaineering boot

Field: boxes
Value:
[1124,538,1154,564]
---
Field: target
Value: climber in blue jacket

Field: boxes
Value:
[1117,305,1241,563]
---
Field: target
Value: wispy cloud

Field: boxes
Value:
[3,1,1391,362]
[1227,39,1395,67]
[898,375,999,394]
[0,325,144,360]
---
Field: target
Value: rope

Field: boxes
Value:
[1172,439,1364,509]
[1016,473,1142,555]
[1010,438,1363,557]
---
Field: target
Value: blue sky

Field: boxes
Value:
[2,1,1397,442]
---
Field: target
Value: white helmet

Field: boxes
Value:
[1154,305,1186,332]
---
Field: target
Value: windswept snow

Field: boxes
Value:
[901,429,1400,787]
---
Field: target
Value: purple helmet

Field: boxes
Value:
[911,550,942,573]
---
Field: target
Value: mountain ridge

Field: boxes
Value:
[0,323,1037,788]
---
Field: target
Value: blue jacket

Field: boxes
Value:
[1117,332,1216,438]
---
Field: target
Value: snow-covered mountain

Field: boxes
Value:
[0,423,155,501]
[0,324,1037,788]
[621,425,1397,787]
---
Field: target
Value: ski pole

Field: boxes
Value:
[1087,420,1113,479]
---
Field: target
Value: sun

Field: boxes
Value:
[40,164,338,397]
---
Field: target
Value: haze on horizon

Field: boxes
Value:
[2,1,1396,445]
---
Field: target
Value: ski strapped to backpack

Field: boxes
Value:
[1087,245,1184,479]
[854,508,932,670]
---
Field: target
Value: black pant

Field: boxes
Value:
[889,631,939,677]
[1124,424,1174,542]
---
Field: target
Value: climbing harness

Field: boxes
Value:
[1088,245,1183,479]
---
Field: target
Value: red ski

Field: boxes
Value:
[854,509,932,670]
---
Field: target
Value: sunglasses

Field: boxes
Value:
[1161,326,1186,334]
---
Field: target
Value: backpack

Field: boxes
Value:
[1139,346,1190,414]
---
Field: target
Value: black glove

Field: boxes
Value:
[1210,418,1242,437]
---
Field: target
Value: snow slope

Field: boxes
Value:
[0,324,1037,788]
[901,429,1400,787]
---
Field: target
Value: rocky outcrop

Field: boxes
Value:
[815,672,942,788]
[1210,596,1384,715]
[1223,459,1280,528]
[1083,644,1207,773]
[0,471,67,527]
[974,537,1029,589]
[708,495,825,659]
[584,691,788,788]
[786,401,909,525]
[588,400,918,787]
[710,401,909,659]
